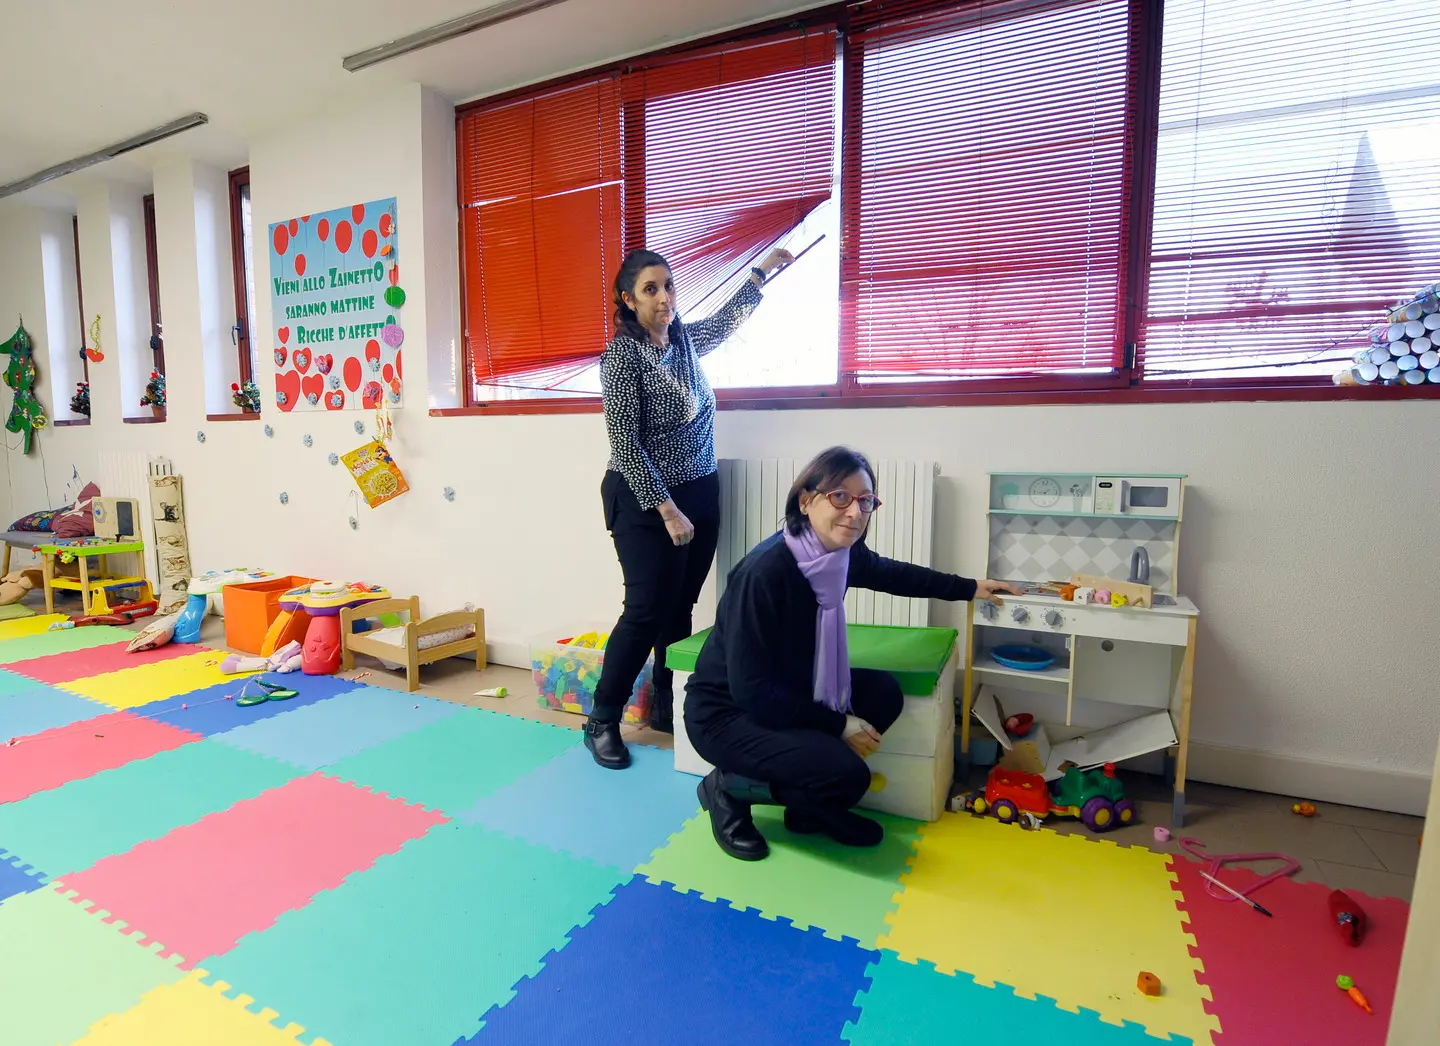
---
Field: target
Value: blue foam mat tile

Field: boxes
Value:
[841,952,1178,1045]
[212,684,462,770]
[458,742,701,872]
[124,674,366,737]
[0,850,49,902]
[0,685,112,743]
[462,877,877,1045]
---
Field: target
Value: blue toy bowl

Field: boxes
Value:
[991,644,1055,672]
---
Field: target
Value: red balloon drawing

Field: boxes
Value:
[352,204,365,224]
[335,221,353,253]
[273,225,289,254]
[288,219,298,236]
[301,215,310,223]
[362,229,378,258]
[344,356,363,392]
[379,213,393,237]
[318,217,330,242]
[382,363,394,383]
[365,339,382,366]
[295,254,306,276]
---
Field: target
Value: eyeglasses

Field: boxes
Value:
[821,489,882,513]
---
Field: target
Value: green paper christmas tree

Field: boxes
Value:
[0,321,48,454]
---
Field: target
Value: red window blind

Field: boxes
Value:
[1141,0,1440,381]
[459,77,622,390]
[842,0,1138,384]
[625,28,837,318]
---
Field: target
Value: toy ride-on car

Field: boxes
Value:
[957,762,1136,833]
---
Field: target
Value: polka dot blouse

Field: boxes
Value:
[601,280,764,510]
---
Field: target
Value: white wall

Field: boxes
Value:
[0,83,1435,814]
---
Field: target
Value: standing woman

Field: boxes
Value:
[585,246,794,770]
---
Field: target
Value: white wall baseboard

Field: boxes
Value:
[1187,742,1433,817]
[487,640,530,670]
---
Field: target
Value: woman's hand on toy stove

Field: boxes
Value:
[975,579,1025,604]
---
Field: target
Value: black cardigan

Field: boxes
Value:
[684,531,978,737]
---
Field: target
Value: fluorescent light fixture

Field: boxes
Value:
[342,0,570,72]
[0,113,209,200]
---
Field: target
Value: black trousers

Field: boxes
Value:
[688,669,905,814]
[591,470,720,722]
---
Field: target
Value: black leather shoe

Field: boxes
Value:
[698,771,769,861]
[583,718,630,770]
[784,806,884,847]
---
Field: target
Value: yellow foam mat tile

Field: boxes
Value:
[0,613,70,639]
[64,653,254,709]
[880,814,1219,1044]
[70,969,334,1045]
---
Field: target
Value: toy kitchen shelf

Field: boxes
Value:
[962,471,1199,827]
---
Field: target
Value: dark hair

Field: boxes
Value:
[613,249,682,343]
[784,446,877,535]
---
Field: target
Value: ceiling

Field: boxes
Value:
[0,0,818,207]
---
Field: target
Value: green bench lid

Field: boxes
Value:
[666,624,958,696]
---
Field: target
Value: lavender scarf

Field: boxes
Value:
[783,525,852,713]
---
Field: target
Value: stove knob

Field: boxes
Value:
[1044,609,1062,628]
[1011,605,1029,624]
[979,601,998,621]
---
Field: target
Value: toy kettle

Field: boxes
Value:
[1129,546,1150,584]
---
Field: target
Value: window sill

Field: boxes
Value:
[123,415,166,424]
[429,378,1438,417]
[206,412,262,422]
[52,418,90,427]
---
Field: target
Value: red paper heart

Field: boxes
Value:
[294,348,311,374]
[326,389,345,410]
[362,381,383,408]
[85,347,104,362]
[301,373,325,405]
[278,327,290,345]
[275,370,301,413]
[344,356,363,392]
[315,353,333,375]
[274,347,288,368]
[389,265,400,287]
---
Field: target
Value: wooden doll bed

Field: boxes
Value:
[339,596,486,692]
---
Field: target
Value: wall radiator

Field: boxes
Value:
[716,458,939,626]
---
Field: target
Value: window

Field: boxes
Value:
[1141,0,1440,382]
[459,26,839,403]
[228,166,259,387]
[142,193,165,417]
[843,0,1135,389]
[453,0,1439,409]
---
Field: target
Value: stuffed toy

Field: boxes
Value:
[0,569,42,606]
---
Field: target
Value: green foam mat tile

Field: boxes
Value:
[0,885,186,1046]
[321,708,578,816]
[0,626,138,666]
[0,740,304,878]
[637,805,924,944]
[203,822,626,1046]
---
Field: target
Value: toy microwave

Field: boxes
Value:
[1092,476,1183,518]
[91,497,141,541]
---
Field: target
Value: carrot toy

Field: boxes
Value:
[1336,975,1372,1015]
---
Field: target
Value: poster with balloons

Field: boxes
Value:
[267,197,404,412]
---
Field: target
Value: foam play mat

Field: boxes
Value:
[0,627,1413,1044]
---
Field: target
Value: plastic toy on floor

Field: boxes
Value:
[234,677,299,707]
[955,762,1136,833]
[220,640,302,675]
[278,581,390,675]
[175,568,276,643]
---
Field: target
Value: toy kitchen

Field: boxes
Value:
[961,472,1199,827]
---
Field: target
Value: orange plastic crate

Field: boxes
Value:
[222,575,314,654]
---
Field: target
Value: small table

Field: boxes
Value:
[39,539,147,615]
[666,624,960,821]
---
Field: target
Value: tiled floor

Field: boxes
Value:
[79,595,1428,904]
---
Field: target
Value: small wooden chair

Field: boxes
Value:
[340,596,486,692]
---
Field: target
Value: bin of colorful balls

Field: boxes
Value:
[531,629,652,725]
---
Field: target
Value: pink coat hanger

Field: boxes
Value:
[1179,837,1301,901]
